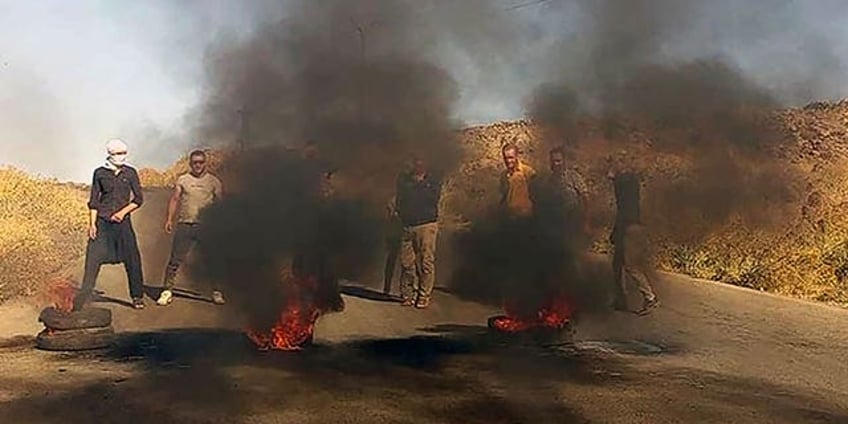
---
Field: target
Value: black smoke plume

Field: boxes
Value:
[448,141,613,317]
[186,0,495,329]
[195,0,518,201]
[450,208,609,319]
[190,148,379,330]
[453,0,837,316]
[529,1,806,239]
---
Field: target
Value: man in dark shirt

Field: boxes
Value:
[395,156,443,309]
[73,139,146,311]
[609,161,658,315]
[383,158,414,295]
[292,141,345,313]
[536,146,590,242]
[301,140,336,200]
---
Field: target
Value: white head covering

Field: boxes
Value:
[104,138,129,170]
[106,138,128,154]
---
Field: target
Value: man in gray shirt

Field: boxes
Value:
[539,146,589,239]
[157,150,224,306]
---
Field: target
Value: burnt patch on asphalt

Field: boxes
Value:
[12,328,845,423]
[7,328,590,423]
[353,336,476,369]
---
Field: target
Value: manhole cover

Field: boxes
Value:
[554,340,664,356]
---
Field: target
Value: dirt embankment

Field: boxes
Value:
[4,100,843,306]
[143,100,848,307]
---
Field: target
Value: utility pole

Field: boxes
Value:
[237,107,248,151]
[355,24,366,60]
[349,18,380,61]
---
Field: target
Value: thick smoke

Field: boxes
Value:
[195,0,518,198]
[528,0,811,239]
[185,0,845,325]
[187,0,512,329]
[190,148,380,330]
[450,207,609,318]
[453,0,842,315]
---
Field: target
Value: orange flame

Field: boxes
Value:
[246,273,323,351]
[47,278,77,314]
[492,295,574,333]
[247,303,320,351]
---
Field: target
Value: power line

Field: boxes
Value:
[505,0,554,11]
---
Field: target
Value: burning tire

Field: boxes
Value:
[38,307,112,331]
[35,326,115,351]
[487,315,575,346]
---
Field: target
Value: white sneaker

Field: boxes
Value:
[211,291,226,305]
[156,289,174,306]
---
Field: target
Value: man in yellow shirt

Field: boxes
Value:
[499,143,537,218]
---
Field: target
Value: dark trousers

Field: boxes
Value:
[292,240,344,312]
[163,223,201,289]
[74,217,144,310]
[383,219,402,294]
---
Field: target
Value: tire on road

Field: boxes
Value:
[35,326,115,351]
[38,307,112,331]
[487,315,574,346]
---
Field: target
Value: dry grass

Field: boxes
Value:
[139,150,233,188]
[0,167,88,302]
[145,117,848,307]
[8,102,848,308]
[453,115,848,307]
[674,158,848,306]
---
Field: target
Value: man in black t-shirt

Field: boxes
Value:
[395,156,443,309]
[73,138,146,311]
[609,155,659,315]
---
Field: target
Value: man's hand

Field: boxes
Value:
[165,220,174,234]
[88,224,98,240]
[109,212,125,223]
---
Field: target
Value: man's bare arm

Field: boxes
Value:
[499,173,508,206]
[88,209,98,239]
[573,172,591,233]
[164,184,182,232]
[116,202,141,217]
[213,176,224,201]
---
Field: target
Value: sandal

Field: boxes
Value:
[132,297,145,310]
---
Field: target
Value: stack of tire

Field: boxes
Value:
[36,307,115,351]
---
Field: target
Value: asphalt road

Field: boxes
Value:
[0,189,846,423]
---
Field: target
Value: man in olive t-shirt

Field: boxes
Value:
[157,150,224,306]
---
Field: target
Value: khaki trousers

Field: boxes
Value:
[613,224,657,303]
[400,222,439,301]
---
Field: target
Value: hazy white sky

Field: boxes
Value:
[0,0,260,182]
[1,0,847,182]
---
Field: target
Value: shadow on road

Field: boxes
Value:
[0,328,845,423]
[136,285,216,306]
[91,293,135,309]
[86,285,215,310]
[0,328,596,423]
[340,284,401,303]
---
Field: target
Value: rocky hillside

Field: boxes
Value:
[146,101,848,306]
